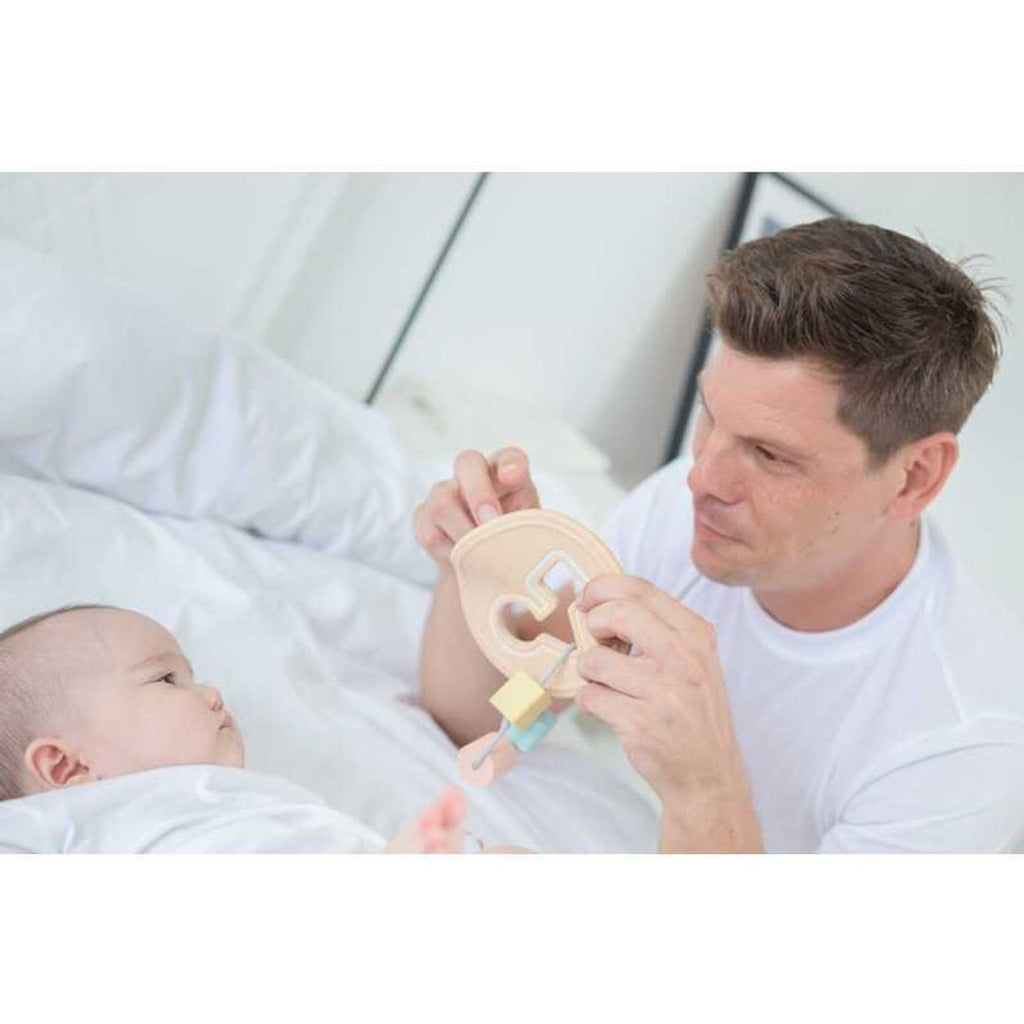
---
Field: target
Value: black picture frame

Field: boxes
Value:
[662,172,843,465]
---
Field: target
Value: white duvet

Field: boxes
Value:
[0,239,659,854]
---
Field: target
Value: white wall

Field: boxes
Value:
[378,173,739,485]
[261,172,478,401]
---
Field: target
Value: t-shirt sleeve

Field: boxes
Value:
[817,719,1024,853]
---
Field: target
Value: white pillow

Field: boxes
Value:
[0,239,435,587]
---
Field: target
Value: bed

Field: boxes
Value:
[0,238,659,853]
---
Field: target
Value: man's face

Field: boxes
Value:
[37,608,244,781]
[687,344,905,593]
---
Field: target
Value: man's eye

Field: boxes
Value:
[756,446,781,463]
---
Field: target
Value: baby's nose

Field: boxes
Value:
[201,685,224,712]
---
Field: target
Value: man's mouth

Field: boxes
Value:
[695,514,740,542]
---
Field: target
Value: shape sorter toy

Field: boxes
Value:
[450,508,622,785]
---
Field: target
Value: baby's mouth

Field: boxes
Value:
[219,712,235,731]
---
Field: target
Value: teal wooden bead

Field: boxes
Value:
[507,710,557,753]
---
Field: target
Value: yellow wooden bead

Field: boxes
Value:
[488,671,553,730]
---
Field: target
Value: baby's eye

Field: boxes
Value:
[159,673,177,686]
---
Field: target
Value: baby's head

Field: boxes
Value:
[0,605,244,801]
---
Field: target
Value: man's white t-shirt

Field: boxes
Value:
[603,457,1024,853]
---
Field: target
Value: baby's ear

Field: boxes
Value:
[23,739,92,791]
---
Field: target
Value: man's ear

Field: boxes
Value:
[887,431,959,521]
[23,738,93,791]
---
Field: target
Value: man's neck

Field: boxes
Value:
[752,518,921,633]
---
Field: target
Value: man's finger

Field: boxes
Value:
[502,477,540,512]
[433,482,477,544]
[584,599,674,661]
[420,524,454,562]
[575,681,636,731]
[575,644,648,698]
[580,573,710,644]
[413,504,455,561]
[455,449,503,524]
[490,446,540,508]
[491,446,529,486]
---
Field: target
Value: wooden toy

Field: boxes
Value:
[457,731,521,785]
[451,508,622,700]
[452,509,623,785]
[488,670,552,729]
[506,710,557,752]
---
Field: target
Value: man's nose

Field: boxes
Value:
[200,685,224,712]
[687,430,742,505]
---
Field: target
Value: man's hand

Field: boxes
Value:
[413,447,540,566]
[574,574,763,853]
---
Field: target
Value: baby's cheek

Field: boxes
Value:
[132,712,200,771]
[93,721,154,776]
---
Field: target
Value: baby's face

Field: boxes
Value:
[29,607,244,786]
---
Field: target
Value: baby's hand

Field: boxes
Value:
[386,786,467,854]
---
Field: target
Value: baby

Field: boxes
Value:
[0,603,484,853]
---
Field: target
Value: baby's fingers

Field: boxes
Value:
[438,786,466,828]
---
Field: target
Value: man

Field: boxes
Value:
[413,218,1024,853]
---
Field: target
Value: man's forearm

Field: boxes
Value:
[659,785,765,853]
[418,566,504,747]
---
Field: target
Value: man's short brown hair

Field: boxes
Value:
[706,217,1003,467]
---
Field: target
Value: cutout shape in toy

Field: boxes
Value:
[450,509,622,699]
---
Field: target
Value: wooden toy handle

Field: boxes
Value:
[457,732,521,786]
